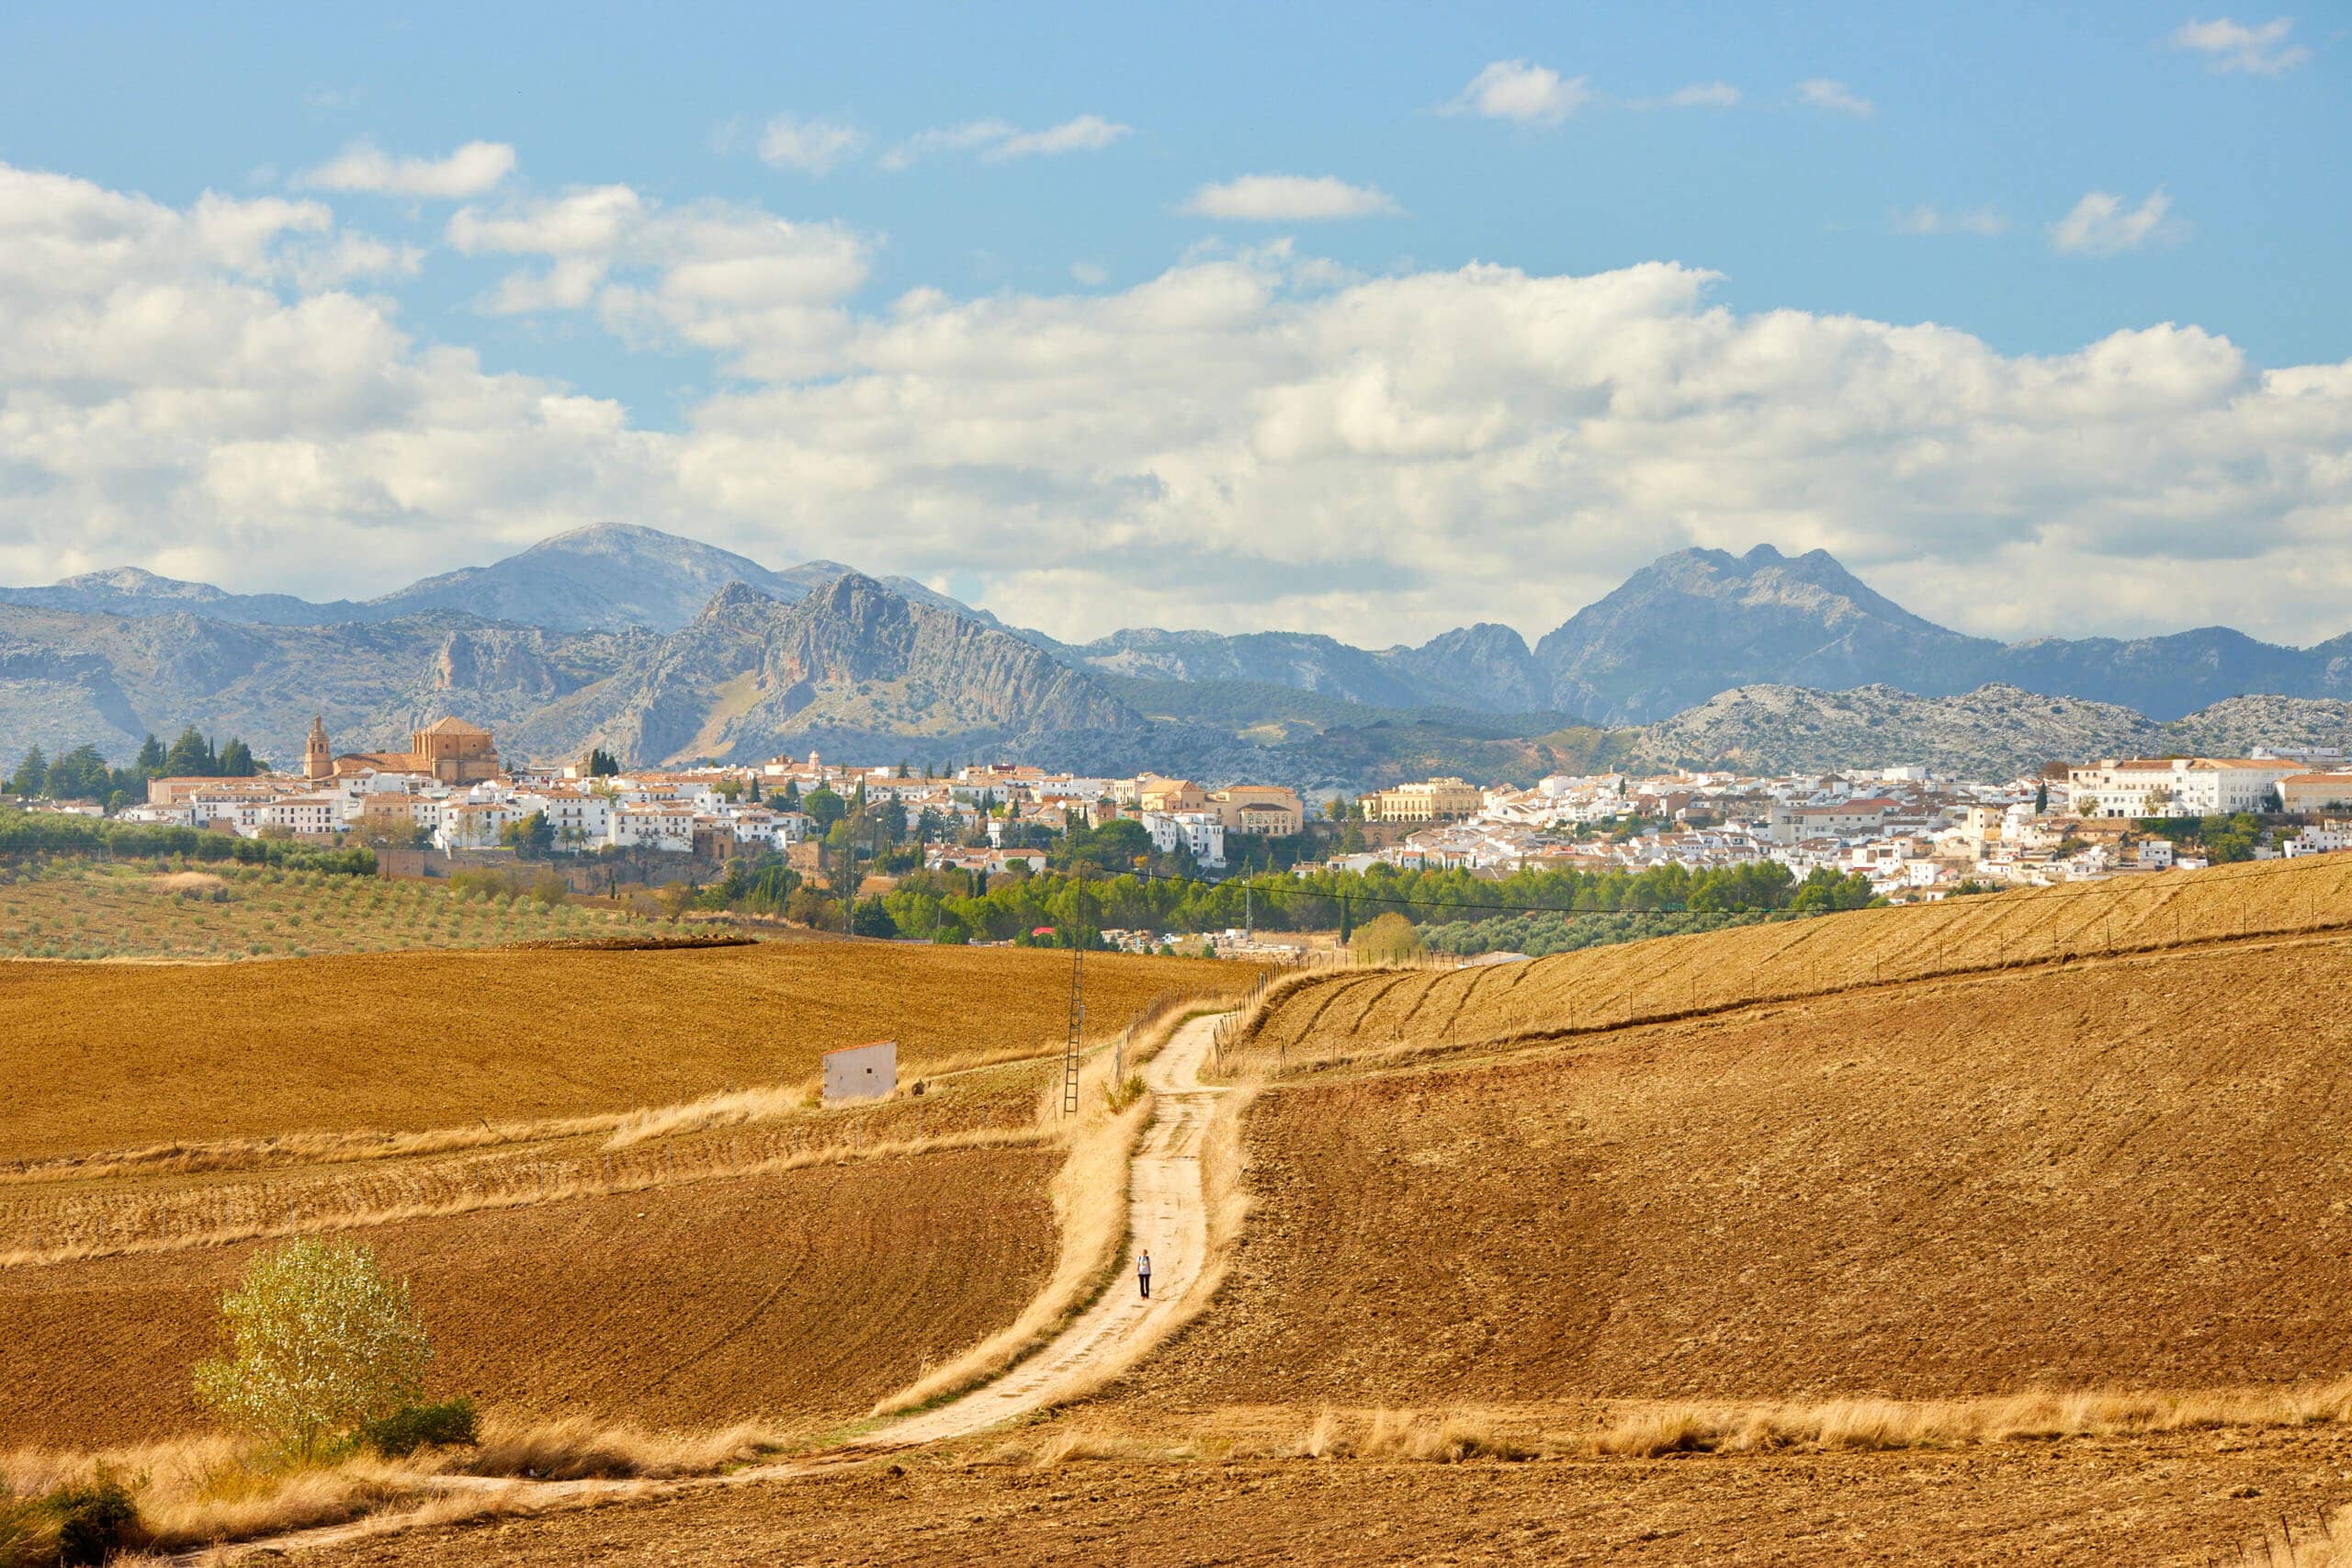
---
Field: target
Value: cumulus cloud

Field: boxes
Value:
[1179,175,1402,221]
[2170,16,2310,73]
[879,114,1130,170]
[1444,59,1589,124]
[1798,78,1874,116]
[3,159,2349,652]
[447,185,866,377]
[298,140,516,197]
[1893,204,2009,237]
[756,116,865,175]
[2050,187,2183,254]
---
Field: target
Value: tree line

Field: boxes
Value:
[7,728,264,811]
[0,807,374,874]
[673,851,1880,948]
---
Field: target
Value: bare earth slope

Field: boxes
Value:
[1,1142,1058,1449]
[0,942,1252,1163]
[1128,865,2352,1410]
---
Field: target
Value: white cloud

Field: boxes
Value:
[1893,204,2010,237]
[756,116,865,175]
[1662,82,1741,107]
[1180,175,1402,221]
[2050,187,2183,254]
[2170,16,2310,73]
[880,115,1130,170]
[1445,59,1589,124]
[4,159,2349,656]
[1070,261,1109,286]
[447,185,867,376]
[1798,78,1874,117]
[298,140,515,198]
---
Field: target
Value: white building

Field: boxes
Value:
[2067,758,2301,818]
[1140,809,1226,867]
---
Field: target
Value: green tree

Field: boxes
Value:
[805,785,846,833]
[164,727,216,776]
[134,732,167,776]
[587,748,620,777]
[193,1238,432,1460]
[218,738,257,777]
[44,744,112,800]
[501,811,555,859]
[7,746,48,797]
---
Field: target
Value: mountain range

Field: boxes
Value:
[3,524,2347,787]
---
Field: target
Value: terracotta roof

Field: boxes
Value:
[418,716,492,736]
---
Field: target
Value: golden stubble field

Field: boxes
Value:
[0,941,1260,1163]
[1120,927,2352,1413]
[1227,852,2352,1070]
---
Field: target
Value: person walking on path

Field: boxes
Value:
[1136,1249,1152,1300]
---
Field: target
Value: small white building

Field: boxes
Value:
[822,1041,898,1104]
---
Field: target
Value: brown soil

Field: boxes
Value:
[1117,930,2352,1409]
[0,942,1254,1161]
[1232,853,2352,1069]
[288,1433,2352,1565]
[0,1142,1058,1448]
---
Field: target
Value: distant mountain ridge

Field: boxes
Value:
[1029,545,2352,724]
[3,570,2346,792]
[11,530,2346,723]
[0,524,988,636]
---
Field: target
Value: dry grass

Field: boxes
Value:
[599,1085,811,1151]
[457,1414,791,1481]
[0,1111,630,1188]
[1017,1380,2352,1470]
[1229,854,2352,1074]
[874,1079,1149,1419]
[0,1122,1048,1269]
[1,1435,412,1552]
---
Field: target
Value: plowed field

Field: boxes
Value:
[1232,854,2352,1070]
[1121,929,2352,1409]
[0,1141,1059,1449]
[288,1434,2352,1566]
[0,942,1253,1162]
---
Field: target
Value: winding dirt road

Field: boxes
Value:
[854,1010,1227,1446]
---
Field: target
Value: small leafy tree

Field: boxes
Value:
[194,1238,432,1459]
[1353,910,1422,964]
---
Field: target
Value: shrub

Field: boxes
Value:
[0,1474,141,1567]
[194,1238,434,1460]
[363,1396,481,1457]
[1351,911,1421,964]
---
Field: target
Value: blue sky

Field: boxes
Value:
[0,3,2346,644]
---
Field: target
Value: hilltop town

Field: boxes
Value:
[27,711,2341,919]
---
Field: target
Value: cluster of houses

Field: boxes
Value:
[1322,751,2352,898]
[120,718,1306,870]
[100,712,2352,901]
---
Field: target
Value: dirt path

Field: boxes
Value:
[851,1010,1227,1447]
[177,1013,1232,1562]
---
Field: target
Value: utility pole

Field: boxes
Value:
[1061,875,1086,1117]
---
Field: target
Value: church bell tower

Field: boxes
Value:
[304,716,332,782]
